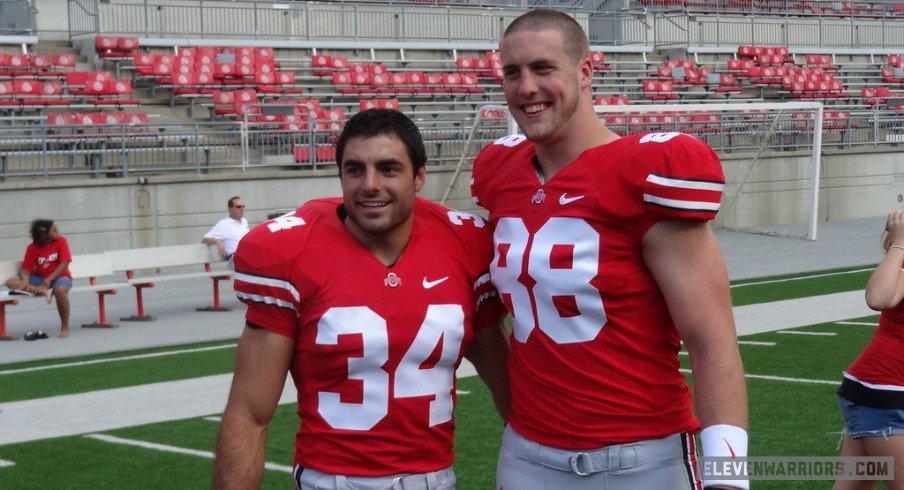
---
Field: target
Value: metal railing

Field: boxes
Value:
[67,0,904,49]
[3,108,904,181]
[0,0,37,35]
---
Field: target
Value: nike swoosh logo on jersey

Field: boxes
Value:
[422,276,449,289]
[559,193,585,205]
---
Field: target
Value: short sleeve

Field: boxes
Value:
[638,133,725,222]
[232,217,305,339]
[57,237,72,262]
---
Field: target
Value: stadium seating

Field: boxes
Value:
[642,80,678,100]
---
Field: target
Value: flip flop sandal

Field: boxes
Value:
[23,330,49,341]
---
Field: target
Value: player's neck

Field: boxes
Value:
[534,121,619,181]
[344,219,413,267]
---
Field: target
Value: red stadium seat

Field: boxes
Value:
[293,145,312,165]
[46,112,76,126]
[359,98,400,111]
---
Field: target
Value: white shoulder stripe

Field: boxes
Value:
[234,271,301,303]
[236,291,297,312]
[643,194,721,211]
[646,174,725,192]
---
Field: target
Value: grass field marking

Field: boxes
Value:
[835,321,878,327]
[203,416,222,423]
[737,341,777,346]
[776,331,837,336]
[0,458,14,468]
[730,268,873,289]
[0,344,236,376]
[84,433,294,474]
[680,368,837,385]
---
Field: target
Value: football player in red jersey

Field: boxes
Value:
[470,9,748,490]
[213,109,510,490]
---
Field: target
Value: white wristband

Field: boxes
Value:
[701,424,749,490]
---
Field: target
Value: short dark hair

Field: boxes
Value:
[503,8,589,63]
[29,219,54,246]
[228,196,242,208]
[336,109,427,175]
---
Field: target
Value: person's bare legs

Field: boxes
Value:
[5,277,32,293]
[862,435,904,490]
[54,286,70,338]
[834,436,876,490]
[834,434,904,490]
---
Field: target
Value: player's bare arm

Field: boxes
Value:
[213,325,294,489]
[464,318,511,421]
[642,219,748,430]
[865,210,904,310]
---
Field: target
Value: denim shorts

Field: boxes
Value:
[28,274,72,291]
[838,396,904,438]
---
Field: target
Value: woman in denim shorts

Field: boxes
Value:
[4,219,73,338]
[835,210,904,490]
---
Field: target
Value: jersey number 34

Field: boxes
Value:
[316,304,465,431]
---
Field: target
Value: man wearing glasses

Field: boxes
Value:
[203,196,250,259]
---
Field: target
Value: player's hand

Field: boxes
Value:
[886,210,904,245]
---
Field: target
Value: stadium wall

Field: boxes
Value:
[34,0,68,41]
[0,166,470,256]
[0,150,901,256]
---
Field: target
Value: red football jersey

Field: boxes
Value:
[471,132,725,449]
[23,236,73,279]
[232,197,503,476]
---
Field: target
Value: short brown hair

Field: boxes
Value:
[503,9,589,63]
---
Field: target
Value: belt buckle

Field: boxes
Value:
[569,452,591,476]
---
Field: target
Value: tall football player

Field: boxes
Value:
[470,9,749,490]
[214,109,510,490]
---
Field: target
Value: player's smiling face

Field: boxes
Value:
[500,28,587,146]
[339,134,425,246]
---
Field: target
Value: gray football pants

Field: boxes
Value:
[294,465,455,490]
[497,425,700,490]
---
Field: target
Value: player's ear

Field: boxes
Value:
[579,55,593,90]
[414,166,426,192]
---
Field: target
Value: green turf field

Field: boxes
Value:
[0,265,888,489]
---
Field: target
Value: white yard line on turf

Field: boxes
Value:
[680,369,837,385]
[737,341,776,346]
[730,268,872,288]
[776,331,836,336]
[84,434,293,473]
[0,459,14,468]
[0,344,236,376]
[835,321,878,326]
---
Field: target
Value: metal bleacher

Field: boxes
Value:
[4,0,904,180]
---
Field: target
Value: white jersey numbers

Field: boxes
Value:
[639,132,681,144]
[316,305,465,430]
[493,217,607,344]
[266,215,306,232]
[316,307,388,430]
[493,134,527,148]
[447,210,486,228]
[394,305,464,426]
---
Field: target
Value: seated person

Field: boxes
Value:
[5,219,73,338]
[202,196,250,259]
